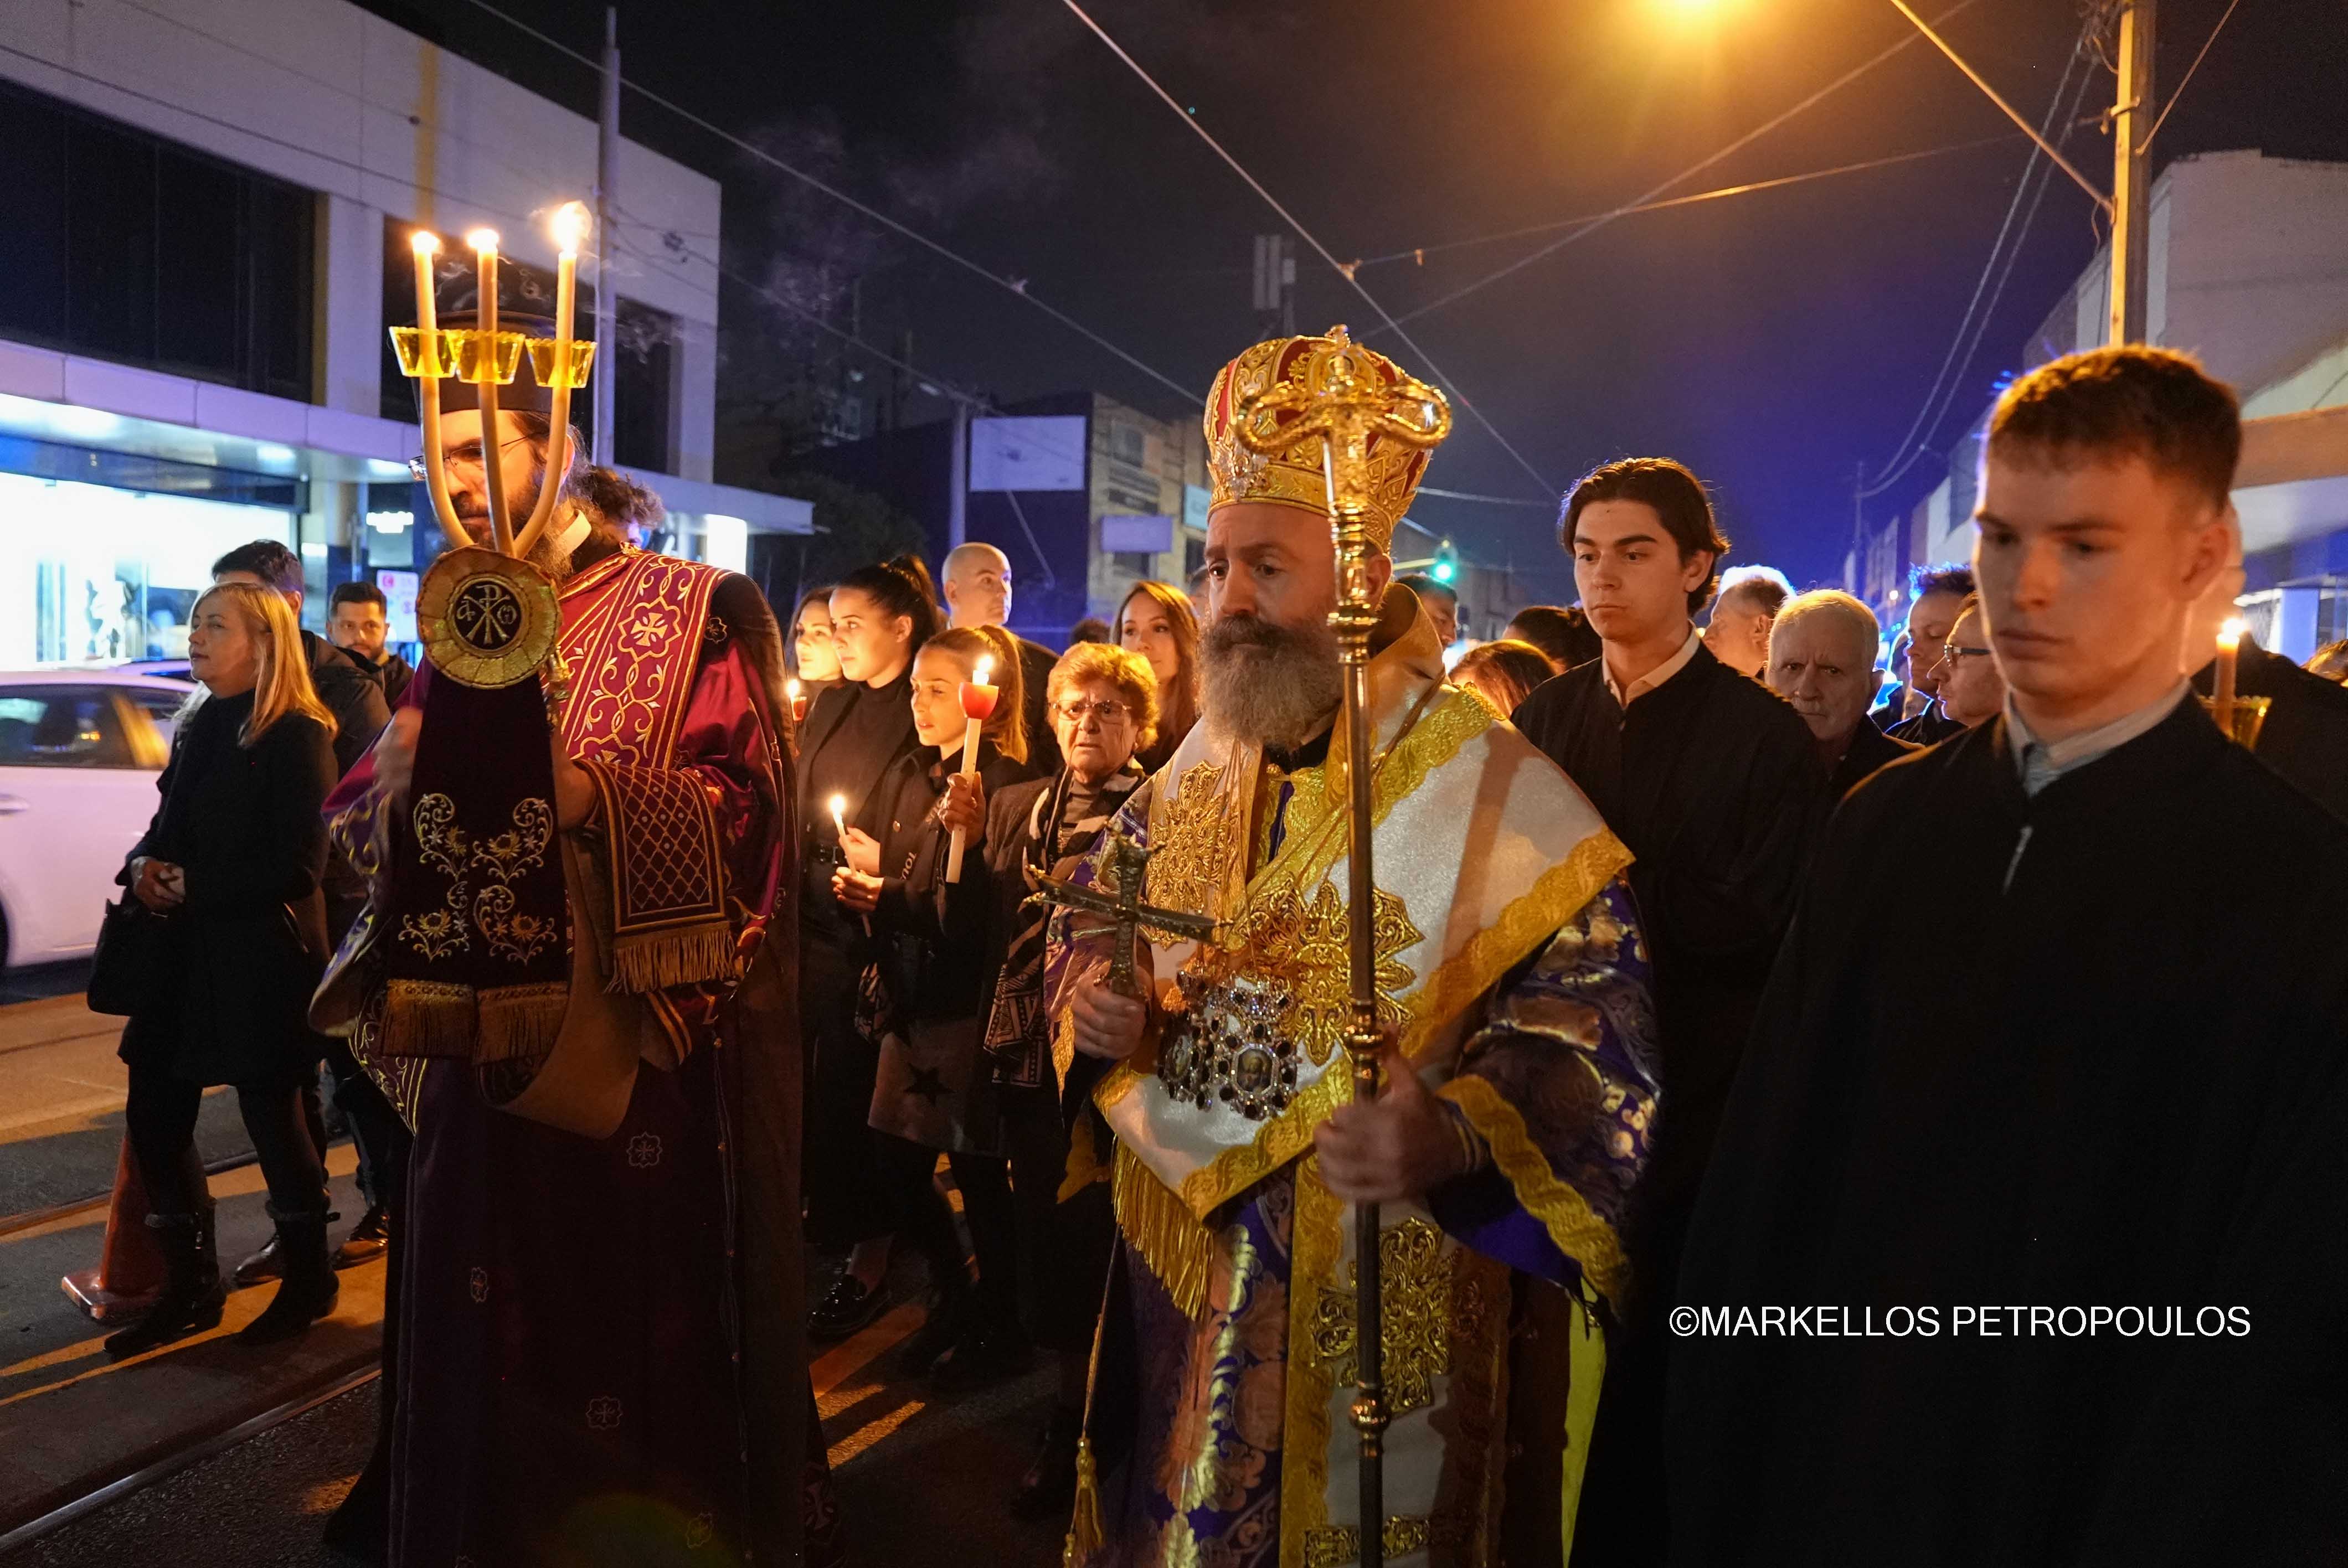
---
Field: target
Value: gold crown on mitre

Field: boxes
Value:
[1203,326,1443,553]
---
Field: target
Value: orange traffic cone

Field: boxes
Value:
[60,1135,166,1323]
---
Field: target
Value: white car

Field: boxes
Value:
[0,669,193,969]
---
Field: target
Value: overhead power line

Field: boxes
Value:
[1859,26,2097,498]
[450,0,1205,409]
[1055,0,1557,502]
[2143,0,2244,151]
[1352,133,2021,271]
[1369,0,1989,335]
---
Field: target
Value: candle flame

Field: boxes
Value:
[550,202,591,257]
[973,657,994,687]
[466,228,501,256]
[410,229,442,256]
[2220,616,2246,647]
[827,793,848,824]
[785,678,802,699]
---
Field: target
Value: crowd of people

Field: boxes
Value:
[76,330,2348,1568]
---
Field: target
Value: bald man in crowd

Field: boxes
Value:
[941,540,1059,771]
[1766,590,1918,800]
[1701,566,1792,679]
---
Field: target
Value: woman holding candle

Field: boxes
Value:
[950,641,1158,1514]
[796,556,941,1340]
[832,626,1036,1383]
[1115,579,1199,773]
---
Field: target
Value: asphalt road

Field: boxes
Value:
[6,1272,1075,1568]
[0,993,250,1222]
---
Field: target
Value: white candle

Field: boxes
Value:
[466,228,514,555]
[2213,616,2243,724]
[408,230,465,549]
[517,203,588,557]
[945,656,998,884]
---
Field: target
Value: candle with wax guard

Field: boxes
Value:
[785,678,807,725]
[945,657,997,884]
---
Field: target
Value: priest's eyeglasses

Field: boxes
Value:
[405,435,536,483]
[1940,642,1993,669]
[1054,698,1133,725]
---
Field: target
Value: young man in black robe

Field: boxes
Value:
[1512,457,1823,1565]
[2181,551,2348,823]
[1669,346,2348,1565]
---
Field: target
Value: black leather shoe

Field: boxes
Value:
[809,1276,887,1342]
[1009,1406,1084,1521]
[930,1322,1033,1393]
[231,1234,283,1288]
[333,1205,390,1269]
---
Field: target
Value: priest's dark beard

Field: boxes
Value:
[452,470,576,579]
[1200,613,1343,748]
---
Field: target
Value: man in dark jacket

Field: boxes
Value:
[1765,588,1919,799]
[1512,458,1824,1566]
[211,541,400,1277]
[328,579,415,710]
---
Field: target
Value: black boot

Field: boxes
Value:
[238,1208,338,1347]
[930,1280,1032,1392]
[1009,1405,1084,1520]
[890,1267,972,1377]
[104,1209,225,1359]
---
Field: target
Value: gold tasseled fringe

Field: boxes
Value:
[474,982,570,1064]
[379,979,476,1058]
[1062,1436,1104,1567]
[607,921,738,995]
[1111,1142,1216,1319]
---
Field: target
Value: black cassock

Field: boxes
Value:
[2191,635,2348,823]
[1669,698,2348,1566]
[1513,639,1823,1566]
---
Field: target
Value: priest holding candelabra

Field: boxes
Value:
[311,205,815,1567]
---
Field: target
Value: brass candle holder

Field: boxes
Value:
[2200,694,2270,749]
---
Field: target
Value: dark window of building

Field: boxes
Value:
[380,220,676,473]
[0,77,313,401]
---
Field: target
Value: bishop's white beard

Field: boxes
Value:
[1200,612,1343,749]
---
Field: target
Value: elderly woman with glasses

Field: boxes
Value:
[933,640,1158,1519]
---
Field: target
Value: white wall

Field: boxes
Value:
[0,0,720,457]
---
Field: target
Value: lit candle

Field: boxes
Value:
[828,793,848,843]
[2213,616,2243,727]
[408,230,465,550]
[466,228,514,555]
[945,656,998,884]
[785,677,807,725]
[516,203,588,558]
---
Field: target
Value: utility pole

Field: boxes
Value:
[948,400,969,552]
[1252,234,1296,337]
[2107,0,2156,345]
[591,7,619,463]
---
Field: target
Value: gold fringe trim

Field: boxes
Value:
[379,978,476,1058]
[1398,831,1633,1060]
[474,981,570,1064]
[606,920,738,994]
[1438,1074,1630,1311]
[1111,1141,1216,1319]
[1062,1435,1104,1566]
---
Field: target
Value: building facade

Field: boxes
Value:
[0,0,806,667]
[1851,151,2348,659]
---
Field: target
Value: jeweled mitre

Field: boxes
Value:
[1202,327,1440,553]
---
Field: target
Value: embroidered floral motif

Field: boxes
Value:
[586,1395,622,1430]
[626,1132,663,1168]
[400,797,556,966]
[1309,1218,1453,1416]
[468,1266,490,1303]
[1144,762,1230,918]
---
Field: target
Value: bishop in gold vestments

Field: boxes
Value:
[1057,332,1660,1568]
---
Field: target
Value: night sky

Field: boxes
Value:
[366,0,2348,600]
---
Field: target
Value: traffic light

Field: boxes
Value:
[1432,539,1459,585]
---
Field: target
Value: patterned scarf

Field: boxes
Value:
[983,762,1142,1089]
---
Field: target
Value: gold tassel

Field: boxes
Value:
[1111,1142,1216,1319]
[474,982,570,1063]
[1062,1435,1104,1567]
[607,921,738,994]
[379,979,476,1058]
